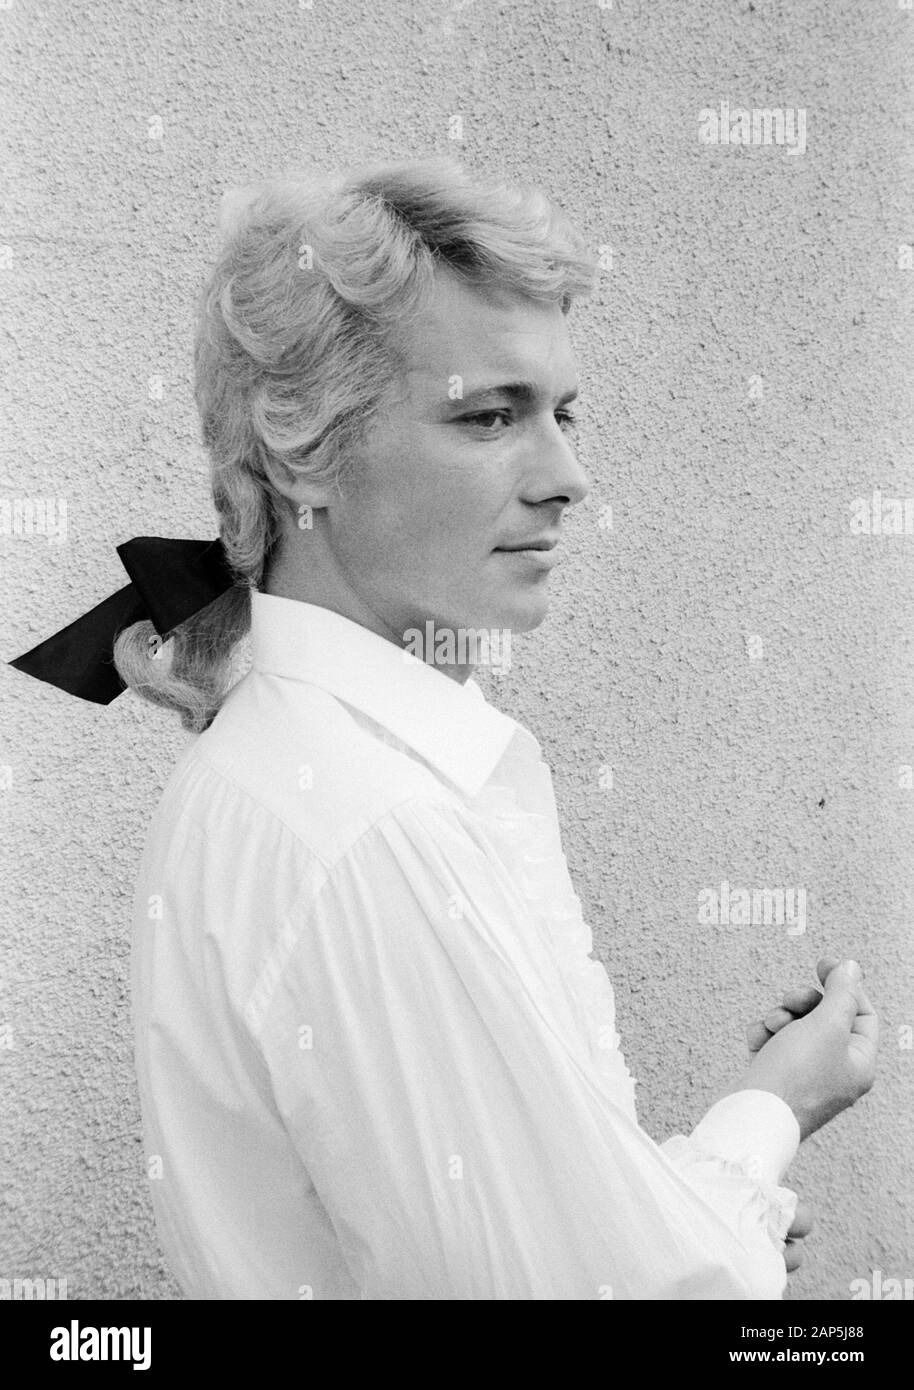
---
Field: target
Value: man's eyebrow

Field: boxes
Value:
[449,381,579,409]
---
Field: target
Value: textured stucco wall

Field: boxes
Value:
[2,0,912,1300]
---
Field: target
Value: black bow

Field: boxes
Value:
[8,537,236,704]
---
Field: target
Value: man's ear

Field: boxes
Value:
[261,455,337,511]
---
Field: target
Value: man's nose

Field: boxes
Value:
[525,418,591,509]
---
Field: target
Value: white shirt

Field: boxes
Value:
[131,591,799,1300]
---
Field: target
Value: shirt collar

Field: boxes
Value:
[248,591,521,798]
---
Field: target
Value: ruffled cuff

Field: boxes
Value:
[691,1089,801,1187]
[663,1131,798,1256]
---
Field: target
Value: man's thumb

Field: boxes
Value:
[818,958,864,1025]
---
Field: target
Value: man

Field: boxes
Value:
[125,158,877,1298]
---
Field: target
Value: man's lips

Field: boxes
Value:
[493,540,559,568]
[493,537,559,552]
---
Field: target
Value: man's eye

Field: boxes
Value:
[460,410,511,431]
[457,408,578,434]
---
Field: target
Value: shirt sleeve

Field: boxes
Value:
[257,794,798,1300]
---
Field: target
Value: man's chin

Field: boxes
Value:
[487,590,551,634]
[418,586,551,640]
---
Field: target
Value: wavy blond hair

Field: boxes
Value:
[113,156,597,731]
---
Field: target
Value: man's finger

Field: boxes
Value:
[817,959,870,1029]
[850,1006,879,1047]
[849,980,877,1032]
[747,1020,772,1053]
[788,1201,814,1239]
[782,985,822,1015]
[763,1006,795,1033]
[817,959,878,1050]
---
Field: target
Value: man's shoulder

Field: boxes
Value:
[176,671,456,865]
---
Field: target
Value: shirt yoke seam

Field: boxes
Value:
[185,746,468,875]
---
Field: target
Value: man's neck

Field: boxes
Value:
[262,541,475,685]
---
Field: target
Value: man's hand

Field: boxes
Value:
[784,1200,814,1274]
[729,957,878,1141]
[747,983,824,1058]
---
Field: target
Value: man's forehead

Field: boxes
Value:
[399,276,577,391]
